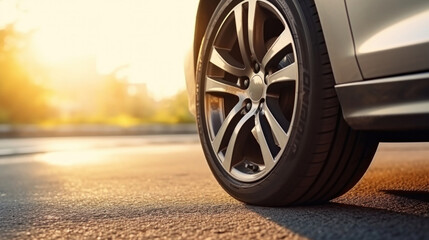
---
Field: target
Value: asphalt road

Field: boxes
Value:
[0,135,428,239]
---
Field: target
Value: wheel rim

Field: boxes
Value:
[203,0,298,182]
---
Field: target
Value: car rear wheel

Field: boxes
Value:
[196,0,379,206]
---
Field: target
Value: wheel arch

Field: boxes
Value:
[193,0,222,69]
[313,0,363,84]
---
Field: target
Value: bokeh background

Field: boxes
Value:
[0,0,199,134]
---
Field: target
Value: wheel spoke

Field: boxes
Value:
[266,62,298,85]
[234,6,251,69]
[262,28,294,68]
[212,101,245,153]
[247,0,259,62]
[264,104,289,147]
[205,77,245,96]
[210,47,246,76]
[223,108,256,171]
[254,113,275,169]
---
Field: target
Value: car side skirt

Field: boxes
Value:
[336,72,429,131]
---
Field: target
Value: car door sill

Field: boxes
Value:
[336,72,429,131]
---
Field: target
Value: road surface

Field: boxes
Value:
[0,135,428,239]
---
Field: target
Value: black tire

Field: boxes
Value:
[196,0,378,206]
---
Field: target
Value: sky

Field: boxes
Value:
[0,0,199,100]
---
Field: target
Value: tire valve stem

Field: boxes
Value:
[245,162,259,172]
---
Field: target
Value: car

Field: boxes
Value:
[185,0,429,206]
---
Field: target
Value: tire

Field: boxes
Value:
[195,0,378,206]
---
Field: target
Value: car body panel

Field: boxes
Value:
[185,49,196,116]
[346,0,429,79]
[186,0,221,116]
[314,0,363,84]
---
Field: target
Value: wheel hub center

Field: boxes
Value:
[249,75,265,101]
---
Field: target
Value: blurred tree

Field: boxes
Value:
[95,73,155,121]
[152,90,195,124]
[166,90,195,123]
[0,24,193,126]
[125,83,155,119]
[0,25,54,124]
[97,73,128,117]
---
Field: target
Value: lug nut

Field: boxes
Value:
[245,102,252,112]
[254,62,260,73]
[243,79,249,88]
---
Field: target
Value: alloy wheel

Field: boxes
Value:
[203,0,299,182]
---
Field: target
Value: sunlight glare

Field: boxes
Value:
[4,0,199,100]
[36,151,106,166]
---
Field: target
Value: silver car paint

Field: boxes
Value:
[314,0,363,84]
[346,0,429,79]
[185,49,196,115]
